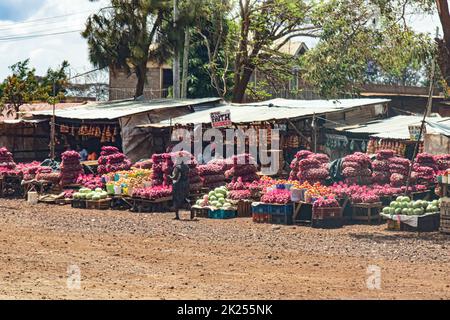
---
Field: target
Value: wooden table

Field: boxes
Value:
[351,202,383,224]
[81,160,99,167]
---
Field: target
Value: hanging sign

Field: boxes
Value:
[211,110,232,128]
[409,125,425,141]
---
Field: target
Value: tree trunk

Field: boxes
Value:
[135,61,147,99]
[436,0,450,86]
[173,0,181,99]
[181,29,191,99]
[232,66,254,103]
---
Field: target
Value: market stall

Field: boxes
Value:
[31,98,222,162]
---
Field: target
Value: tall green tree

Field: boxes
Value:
[231,0,320,103]
[301,0,435,97]
[82,0,171,98]
[191,0,234,98]
[0,60,69,119]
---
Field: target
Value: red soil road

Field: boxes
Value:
[0,198,449,300]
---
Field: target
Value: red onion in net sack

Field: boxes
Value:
[313,197,339,208]
[309,153,330,164]
[261,189,291,204]
[376,149,395,160]
[342,161,364,170]
[295,150,313,160]
[228,190,252,201]
[372,160,390,171]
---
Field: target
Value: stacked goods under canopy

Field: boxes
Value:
[225,154,259,183]
[372,150,395,184]
[0,147,17,176]
[60,151,83,186]
[389,156,411,187]
[289,151,329,184]
[412,153,437,185]
[97,146,132,175]
[342,152,372,185]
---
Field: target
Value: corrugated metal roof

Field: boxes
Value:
[140,98,390,127]
[31,98,222,120]
[335,115,450,140]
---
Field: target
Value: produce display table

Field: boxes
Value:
[382,212,440,232]
[130,196,173,213]
[352,202,383,224]
[86,198,112,210]
[111,195,133,211]
[22,180,54,198]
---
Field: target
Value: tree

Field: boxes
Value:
[231,0,320,102]
[191,0,235,98]
[0,60,69,118]
[82,0,170,99]
[301,0,435,97]
[435,0,450,88]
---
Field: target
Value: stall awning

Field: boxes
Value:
[31,98,222,120]
[138,98,390,128]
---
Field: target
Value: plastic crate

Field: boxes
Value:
[252,213,271,224]
[271,214,293,225]
[269,204,294,216]
[208,209,237,219]
[251,203,270,214]
[86,199,111,210]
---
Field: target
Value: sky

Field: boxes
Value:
[0,0,109,80]
[0,0,444,81]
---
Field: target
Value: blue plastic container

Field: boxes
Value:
[208,209,237,219]
[270,204,294,216]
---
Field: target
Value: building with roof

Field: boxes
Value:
[0,102,88,162]
[329,115,450,159]
[30,98,222,162]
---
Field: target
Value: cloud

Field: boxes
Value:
[0,0,109,80]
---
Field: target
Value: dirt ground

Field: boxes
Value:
[0,198,449,300]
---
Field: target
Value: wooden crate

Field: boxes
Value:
[440,216,450,234]
[86,199,111,210]
[237,200,252,217]
[351,202,383,224]
[312,207,343,229]
[71,199,87,209]
[191,206,209,218]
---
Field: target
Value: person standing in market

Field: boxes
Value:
[170,152,191,220]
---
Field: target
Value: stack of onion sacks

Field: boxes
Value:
[60,151,83,186]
